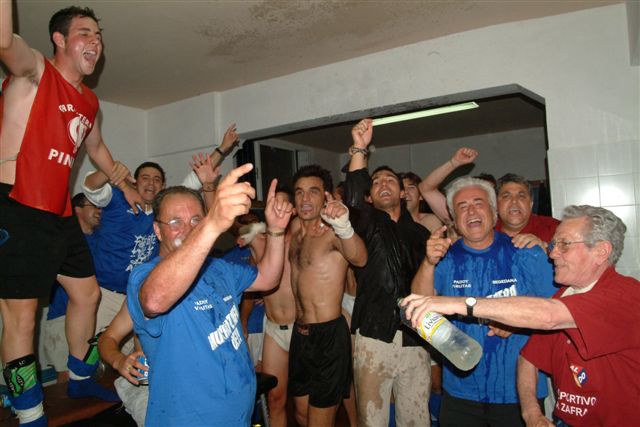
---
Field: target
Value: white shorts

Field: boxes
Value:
[264,318,293,352]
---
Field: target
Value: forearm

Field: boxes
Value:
[98,335,127,370]
[86,139,116,179]
[251,233,286,292]
[84,169,111,191]
[0,0,13,49]
[411,260,435,295]
[337,234,367,267]
[419,160,457,221]
[518,356,545,423]
[140,221,222,316]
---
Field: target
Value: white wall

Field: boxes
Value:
[105,4,640,278]
[337,127,548,182]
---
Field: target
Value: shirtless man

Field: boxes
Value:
[401,172,443,233]
[288,165,367,426]
[260,189,298,427]
[1,4,139,425]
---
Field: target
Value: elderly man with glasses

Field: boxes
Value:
[404,205,640,427]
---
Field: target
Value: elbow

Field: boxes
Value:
[353,253,367,268]
[140,290,164,318]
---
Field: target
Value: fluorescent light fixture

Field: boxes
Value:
[371,101,479,126]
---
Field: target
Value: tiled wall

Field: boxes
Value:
[548,141,640,279]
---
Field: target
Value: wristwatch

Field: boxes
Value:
[465,297,477,317]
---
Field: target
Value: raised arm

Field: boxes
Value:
[348,119,373,172]
[140,163,256,316]
[209,122,240,168]
[418,147,478,222]
[247,179,293,292]
[0,0,42,80]
[321,191,367,267]
[411,225,450,295]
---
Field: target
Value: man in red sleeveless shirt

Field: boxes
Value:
[0,4,142,425]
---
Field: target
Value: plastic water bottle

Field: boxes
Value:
[398,299,483,371]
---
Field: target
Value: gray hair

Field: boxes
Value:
[562,205,626,265]
[445,176,497,220]
[496,173,532,196]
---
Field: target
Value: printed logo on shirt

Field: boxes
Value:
[492,278,517,286]
[207,305,243,351]
[486,284,517,298]
[126,235,157,272]
[452,279,471,289]
[570,363,588,387]
[58,103,94,154]
[556,388,596,418]
[194,299,213,311]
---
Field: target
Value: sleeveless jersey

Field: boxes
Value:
[4,59,99,216]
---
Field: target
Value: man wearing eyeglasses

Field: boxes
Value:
[127,164,293,426]
[407,176,556,427]
[404,205,639,427]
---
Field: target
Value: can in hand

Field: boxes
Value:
[136,355,149,385]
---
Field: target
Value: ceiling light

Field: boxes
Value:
[371,102,479,126]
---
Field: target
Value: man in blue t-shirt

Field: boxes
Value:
[128,164,293,426]
[409,176,556,427]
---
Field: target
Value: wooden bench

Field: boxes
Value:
[1,370,120,427]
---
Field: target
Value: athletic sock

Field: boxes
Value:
[429,392,442,426]
[2,355,48,426]
[67,354,120,402]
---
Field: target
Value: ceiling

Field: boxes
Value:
[9,1,620,151]
[13,0,619,110]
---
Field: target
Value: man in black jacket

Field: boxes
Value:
[344,118,431,426]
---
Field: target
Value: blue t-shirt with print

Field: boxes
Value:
[434,231,556,404]
[91,187,157,293]
[128,256,258,426]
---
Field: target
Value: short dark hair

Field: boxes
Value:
[292,164,333,194]
[71,192,90,208]
[49,6,100,52]
[153,186,204,219]
[372,166,404,191]
[497,173,531,195]
[135,162,166,183]
[399,172,421,186]
[474,173,497,188]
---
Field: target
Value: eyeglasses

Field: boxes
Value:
[155,216,202,231]
[548,239,587,253]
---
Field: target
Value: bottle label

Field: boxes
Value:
[416,312,445,343]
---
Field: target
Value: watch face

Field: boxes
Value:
[466,297,477,306]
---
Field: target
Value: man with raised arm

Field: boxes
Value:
[127,163,293,426]
[403,205,639,427]
[0,3,140,425]
[288,164,367,426]
[407,176,556,427]
[344,119,432,426]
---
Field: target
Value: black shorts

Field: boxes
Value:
[288,315,352,408]
[0,183,95,299]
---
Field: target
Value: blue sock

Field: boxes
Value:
[429,392,442,426]
[67,355,120,402]
[3,355,47,426]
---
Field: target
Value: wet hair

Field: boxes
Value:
[134,162,166,183]
[474,173,497,189]
[292,164,333,194]
[371,166,404,191]
[496,173,531,196]
[445,176,497,220]
[71,192,90,208]
[399,172,421,187]
[153,186,204,219]
[49,6,100,52]
[562,205,626,265]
